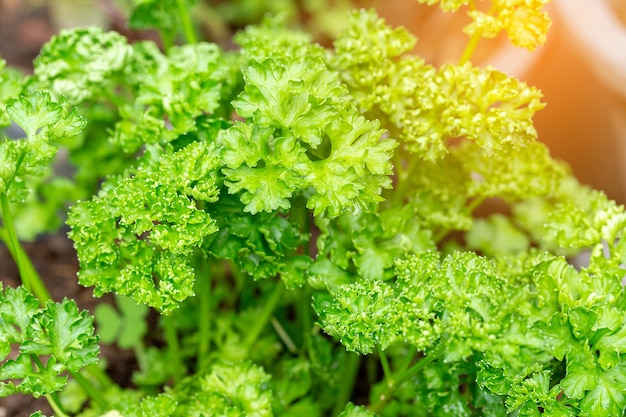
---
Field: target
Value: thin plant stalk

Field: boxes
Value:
[196,264,211,372]
[70,369,110,411]
[31,355,69,417]
[369,352,438,414]
[0,195,51,303]
[244,282,285,352]
[175,0,197,44]
[331,352,361,417]
[163,316,184,383]
[46,393,70,417]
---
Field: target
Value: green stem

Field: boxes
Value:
[163,316,184,383]
[395,346,416,376]
[30,355,69,417]
[196,265,211,372]
[369,352,438,414]
[459,1,495,65]
[0,194,51,303]
[175,0,197,44]
[331,352,361,417]
[459,31,482,65]
[134,339,149,375]
[46,393,70,417]
[161,30,174,52]
[297,287,313,352]
[378,347,392,382]
[5,151,26,190]
[270,316,298,354]
[433,196,486,244]
[392,156,420,205]
[244,282,285,352]
[70,369,109,410]
[83,364,114,391]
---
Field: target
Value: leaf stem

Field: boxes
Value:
[459,31,482,65]
[244,282,285,352]
[459,1,496,65]
[297,286,313,353]
[270,316,298,354]
[46,393,70,417]
[175,0,197,44]
[0,194,51,303]
[369,352,438,414]
[378,347,392,382]
[162,315,184,383]
[69,369,109,411]
[196,263,211,372]
[331,352,361,417]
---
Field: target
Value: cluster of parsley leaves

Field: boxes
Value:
[1,1,625,416]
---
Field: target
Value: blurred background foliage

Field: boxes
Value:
[0,0,503,71]
[1,0,625,205]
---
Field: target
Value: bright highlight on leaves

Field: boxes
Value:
[219,18,397,217]
[417,0,552,51]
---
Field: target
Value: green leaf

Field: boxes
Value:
[221,23,397,217]
[331,10,545,162]
[579,363,626,417]
[561,362,597,400]
[68,141,220,313]
[194,360,273,417]
[313,279,400,354]
[506,371,576,416]
[21,299,100,372]
[206,194,310,286]
[129,0,196,36]
[0,58,24,128]
[112,41,238,152]
[33,27,131,105]
[1,91,85,202]
[115,392,178,417]
[0,285,99,398]
[94,295,148,349]
[466,214,530,256]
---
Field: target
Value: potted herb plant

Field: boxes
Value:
[1,1,626,416]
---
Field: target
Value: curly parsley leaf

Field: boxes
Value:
[313,279,400,354]
[68,141,221,313]
[128,0,196,40]
[311,204,434,286]
[220,17,397,217]
[177,360,273,417]
[0,58,24,128]
[331,10,545,161]
[113,41,239,152]
[1,90,85,203]
[417,0,552,51]
[339,402,377,417]
[33,27,131,105]
[205,195,310,288]
[0,285,99,398]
